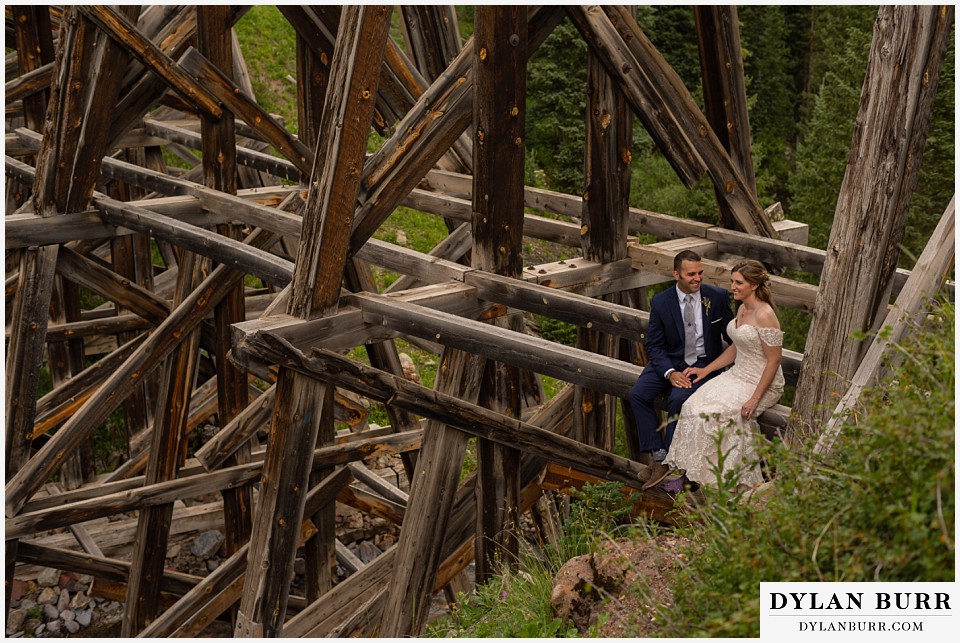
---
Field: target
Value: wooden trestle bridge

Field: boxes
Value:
[4,4,954,637]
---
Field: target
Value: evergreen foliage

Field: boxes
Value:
[786,15,874,249]
[525,18,587,194]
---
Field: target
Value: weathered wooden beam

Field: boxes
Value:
[55,245,170,325]
[77,5,223,120]
[238,336,649,493]
[576,23,636,451]
[122,253,206,635]
[790,5,954,441]
[92,194,294,286]
[31,334,147,439]
[178,46,315,176]
[143,118,301,182]
[350,7,565,253]
[468,4,529,584]
[136,466,352,638]
[343,260,422,480]
[17,542,202,597]
[816,196,955,456]
[568,5,777,238]
[353,291,643,396]
[694,5,757,228]
[5,229,278,516]
[399,6,462,82]
[13,429,420,526]
[4,61,54,104]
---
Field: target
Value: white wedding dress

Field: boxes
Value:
[664,320,784,487]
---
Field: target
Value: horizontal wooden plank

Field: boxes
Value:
[629,241,819,312]
[235,332,649,492]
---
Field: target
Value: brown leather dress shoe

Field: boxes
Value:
[641,461,671,490]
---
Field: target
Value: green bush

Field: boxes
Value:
[656,300,955,637]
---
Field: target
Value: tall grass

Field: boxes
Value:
[425,481,638,637]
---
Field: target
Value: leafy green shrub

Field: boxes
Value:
[655,300,955,637]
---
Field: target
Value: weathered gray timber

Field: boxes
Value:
[815,197,955,456]
[789,5,954,441]
[577,11,636,451]
[5,229,279,516]
[235,7,392,637]
[4,5,953,638]
[569,5,777,238]
[694,5,756,229]
[470,5,528,582]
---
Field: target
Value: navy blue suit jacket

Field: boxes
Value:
[645,283,734,379]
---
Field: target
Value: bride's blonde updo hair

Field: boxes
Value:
[731,259,775,309]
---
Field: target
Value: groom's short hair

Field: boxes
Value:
[673,249,702,272]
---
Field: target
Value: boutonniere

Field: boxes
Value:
[702,298,712,316]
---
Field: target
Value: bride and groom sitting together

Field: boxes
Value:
[628,250,785,494]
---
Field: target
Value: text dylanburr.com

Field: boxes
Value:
[761,582,956,639]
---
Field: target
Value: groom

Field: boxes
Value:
[629,250,734,463]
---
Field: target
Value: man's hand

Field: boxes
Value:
[668,370,693,389]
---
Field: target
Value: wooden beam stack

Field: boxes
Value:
[4,5,952,638]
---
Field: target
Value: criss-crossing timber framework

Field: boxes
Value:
[4,5,954,637]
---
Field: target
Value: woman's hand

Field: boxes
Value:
[682,366,707,383]
[741,396,760,419]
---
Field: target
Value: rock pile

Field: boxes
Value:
[6,568,122,638]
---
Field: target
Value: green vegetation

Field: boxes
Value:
[656,300,954,637]
[233,6,298,130]
[426,481,638,638]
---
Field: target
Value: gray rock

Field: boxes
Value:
[70,590,91,610]
[45,619,62,634]
[22,618,41,633]
[37,567,60,587]
[61,609,75,623]
[57,589,71,612]
[42,603,60,622]
[37,587,58,605]
[357,540,382,564]
[64,619,80,634]
[8,632,24,638]
[5,608,27,636]
[166,543,181,559]
[191,530,225,559]
[19,599,36,612]
[33,622,45,637]
[206,559,220,572]
[76,609,93,627]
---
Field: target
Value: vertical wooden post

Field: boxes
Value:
[695,5,757,229]
[234,7,391,637]
[198,2,253,570]
[576,27,634,451]
[121,254,204,635]
[789,5,953,442]
[290,8,338,604]
[5,1,132,613]
[471,4,526,583]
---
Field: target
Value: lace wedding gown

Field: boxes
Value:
[664,321,784,487]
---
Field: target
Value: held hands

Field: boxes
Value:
[741,396,760,419]
[669,370,694,389]
[682,366,708,383]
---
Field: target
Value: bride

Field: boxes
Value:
[655,259,784,491]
